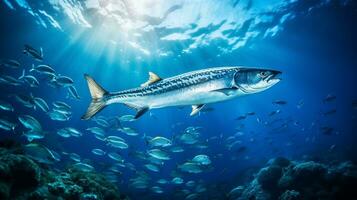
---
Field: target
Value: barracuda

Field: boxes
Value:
[81,67,282,120]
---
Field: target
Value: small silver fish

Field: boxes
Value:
[1,59,20,68]
[24,143,57,164]
[92,148,106,156]
[13,94,35,108]
[0,100,14,111]
[23,130,45,142]
[0,118,16,132]
[23,44,43,61]
[55,75,74,87]
[67,85,80,100]
[18,115,42,131]
[18,70,39,87]
[33,97,49,112]
[0,75,23,86]
[148,136,172,147]
[30,64,55,74]
[72,162,94,172]
[48,110,70,121]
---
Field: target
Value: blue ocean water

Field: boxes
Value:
[0,0,356,199]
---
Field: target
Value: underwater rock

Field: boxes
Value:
[277,169,294,189]
[257,165,282,190]
[278,161,327,190]
[271,157,291,168]
[333,161,357,178]
[233,157,357,200]
[228,185,245,198]
[27,186,51,200]
[237,179,271,200]
[0,145,129,200]
[0,139,22,151]
[293,161,326,182]
[0,182,10,200]
[0,148,41,198]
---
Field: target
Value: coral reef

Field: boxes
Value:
[231,157,357,200]
[279,190,300,200]
[0,146,128,200]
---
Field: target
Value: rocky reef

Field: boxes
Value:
[0,143,128,200]
[229,157,357,200]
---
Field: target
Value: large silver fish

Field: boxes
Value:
[82,67,281,119]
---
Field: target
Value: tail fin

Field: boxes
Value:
[29,64,35,72]
[12,125,17,134]
[81,74,108,120]
[19,69,25,79]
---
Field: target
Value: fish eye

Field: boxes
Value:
[259,71,268,78]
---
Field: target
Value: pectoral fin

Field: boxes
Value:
[141,72,162,87]
[212,87,238,96]
[135,107,149,119]
[190,104,205,116]
[124,103,149,119]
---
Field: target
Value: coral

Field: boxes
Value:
[47,175,83,199]
[80,193,99,200]
[279,190,300,200]
[238,179,271,200]
[0,146,128,200]
[71,170,115,198]
[45,169,124,200]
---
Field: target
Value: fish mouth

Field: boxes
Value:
[266,70,282,83]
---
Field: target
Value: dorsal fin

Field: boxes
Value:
[141,72,162,87]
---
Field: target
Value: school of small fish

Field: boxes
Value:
[0,45,355,199]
